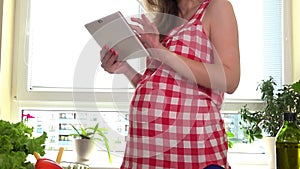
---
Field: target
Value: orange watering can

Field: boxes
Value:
[34,147,64,169]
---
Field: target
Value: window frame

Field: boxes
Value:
[12,0,293,110]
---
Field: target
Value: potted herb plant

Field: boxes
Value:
[239,76,300,168]
[239,77,300,142]
[70,123,112,164]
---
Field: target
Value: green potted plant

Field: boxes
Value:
[239,77,300,143]
[239,77,300,168]
[70,123,112,164]
[0,120,48,169]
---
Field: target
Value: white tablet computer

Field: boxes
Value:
[85,11,149,61]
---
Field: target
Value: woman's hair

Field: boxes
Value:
[141,0,180,41]
[143,0,178,15]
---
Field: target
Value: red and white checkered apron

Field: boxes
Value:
[121,0,230,168]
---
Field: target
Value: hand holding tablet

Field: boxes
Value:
[85,11,149,61]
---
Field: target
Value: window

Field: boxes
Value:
[16,0,288,101]
[13,0,291,166]
[23,109,129,154]
[28,0,144,91]
[223,0,286,157]
[226,0,284,100]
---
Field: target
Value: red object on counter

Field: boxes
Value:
[35,158,63,169]
[34,148,64,169]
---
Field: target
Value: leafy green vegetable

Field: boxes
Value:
[0,120,48,169]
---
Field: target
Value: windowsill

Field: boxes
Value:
[28,150,269,169]
[28,150,123,169]
[228,152,268,169]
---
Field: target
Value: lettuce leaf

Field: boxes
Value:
[0,120,47,169]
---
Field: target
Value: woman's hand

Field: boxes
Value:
[130,14,161,49]
[100,45,143,87]
[100,46,130,74]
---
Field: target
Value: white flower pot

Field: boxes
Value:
[265,136,276,169]
[74,139,96,163]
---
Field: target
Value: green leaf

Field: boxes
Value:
[228,141,233,148]
[226,131,234,138]
[26,132,48,156]
[292,80,300,93]
[81,127,88,136]
[0,152,27,169]
[70,124,81,136]
[0,135,13,153]
[254,134,263,139]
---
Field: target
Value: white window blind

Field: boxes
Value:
[27,0,284,100]
[226,0,283,99]
[28,0,143,91]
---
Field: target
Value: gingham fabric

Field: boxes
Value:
[121,0,230,168]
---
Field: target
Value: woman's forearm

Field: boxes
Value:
[123,65,142,87]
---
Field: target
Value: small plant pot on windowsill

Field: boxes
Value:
[264,136,276,169]
[74,139,96,163]
[69,123,112,164]
[239,77,300,169]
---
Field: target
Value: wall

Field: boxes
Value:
[0,0,3,63]
[293,0,300,82]
[0,0,2,118]
[0,0,15,120]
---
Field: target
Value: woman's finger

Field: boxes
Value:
[100,45,110,60]
[131,15,153,33]
[101,49,119,70]
[130,24,144,35]
[131,17,144,26]
[101,50,112,64]
[105,50,118,66]
[141,14,152,26]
